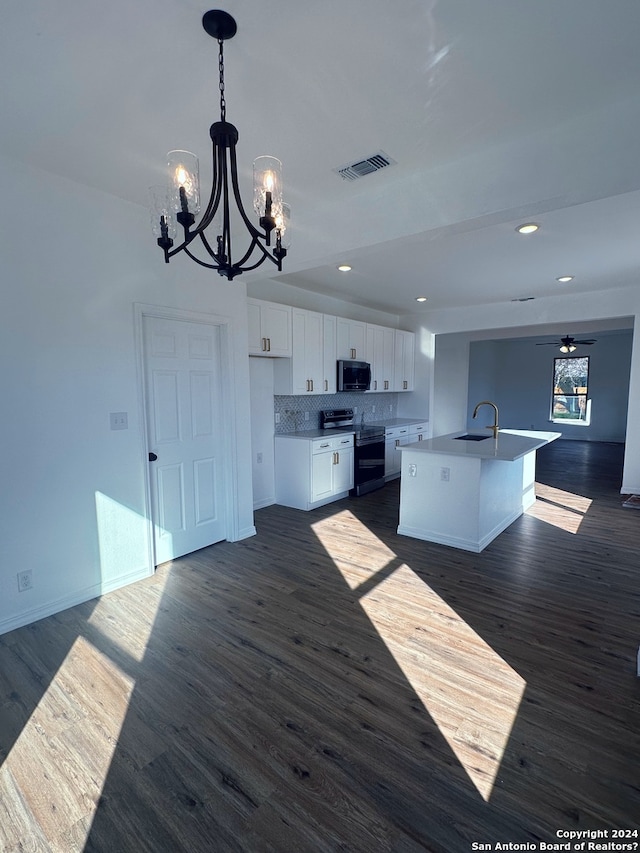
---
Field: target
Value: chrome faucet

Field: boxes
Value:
[473,400,499,437]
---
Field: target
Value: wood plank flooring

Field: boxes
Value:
[1,439,639,852]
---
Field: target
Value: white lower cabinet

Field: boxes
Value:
[410,421,428,441]
[275,433,354,510]
[384,426,410,481]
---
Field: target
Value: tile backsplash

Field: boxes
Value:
[274,393,398,433]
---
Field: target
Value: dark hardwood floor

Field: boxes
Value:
[1,440,639,852]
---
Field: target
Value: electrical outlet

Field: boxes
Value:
[409,463,417,477]
[440,467,450,482]
[17,570,33,592]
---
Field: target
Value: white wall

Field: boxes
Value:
[468,334,633,442]
[0,152,255,635]
[249,358,276,508]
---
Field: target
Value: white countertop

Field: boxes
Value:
[370,417,428,428]
[399,429,561,461]
[276,428,354,440]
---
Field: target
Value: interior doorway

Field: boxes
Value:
[138,308,229,565]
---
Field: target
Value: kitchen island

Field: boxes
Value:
[397,429,561,552]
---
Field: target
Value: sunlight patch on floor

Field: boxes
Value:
[313,511,526,801]
[1,571,170,850]
[359,564,526,801]
[526,482,593,534]
[312,509,397,589]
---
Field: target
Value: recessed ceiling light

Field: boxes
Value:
[516,223,539,234]
[556,275,574,283]
[415,296,428,302]
[337,264,352,272]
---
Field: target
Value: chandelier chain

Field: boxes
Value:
[218,39,226,120]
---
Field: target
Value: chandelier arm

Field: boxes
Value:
[198,230,225,262]
[227,143,269,242]
[181,244,225,270]
[193,142,223,234]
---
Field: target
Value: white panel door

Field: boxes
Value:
[143,316,226,564]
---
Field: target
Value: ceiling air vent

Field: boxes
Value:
[334,151,397,181]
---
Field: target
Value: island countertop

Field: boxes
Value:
[399,429,561,462]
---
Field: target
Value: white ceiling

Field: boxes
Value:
[3,0,640,316]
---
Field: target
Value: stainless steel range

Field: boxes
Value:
[320,408,386,496]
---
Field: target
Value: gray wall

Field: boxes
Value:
[467,333,633,442]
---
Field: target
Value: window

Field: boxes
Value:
[551,355,590,424]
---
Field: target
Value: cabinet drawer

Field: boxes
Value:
[312,434,354,454]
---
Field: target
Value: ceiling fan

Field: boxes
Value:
[536,335,597,353]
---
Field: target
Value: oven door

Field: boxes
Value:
[352,435,385,495]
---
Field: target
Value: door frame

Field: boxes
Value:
[134,302,240,566]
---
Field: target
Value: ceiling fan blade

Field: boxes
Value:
[535,341,561,346]
[574,339,596,344]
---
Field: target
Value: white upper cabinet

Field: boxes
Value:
[394,329,415,391]
[323,314,337,394]
[366,324,396,392]
[247,298,292,357]
[274,309,337,395]
[336,318,367,361]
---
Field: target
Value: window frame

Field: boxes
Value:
[550,354,591,426]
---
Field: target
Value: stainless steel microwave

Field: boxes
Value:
[337,359,371,392]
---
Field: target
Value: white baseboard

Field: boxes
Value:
[0,566,153,637]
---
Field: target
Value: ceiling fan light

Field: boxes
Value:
[516,223,539,235]
[556,275,574,283]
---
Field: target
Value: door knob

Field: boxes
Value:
[148,452,158,461]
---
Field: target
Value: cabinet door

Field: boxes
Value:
[333,446,354,493]
[305,310,324,393]
[262,302,292,356]
[247,300,265,355]
[311,451,334,501]
[394,330,415,390]
[247,299,292,357]
[323,314,337,394]
[337,318,367,361]
[385,432,408,478]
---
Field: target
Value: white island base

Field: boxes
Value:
[397,429,560,553]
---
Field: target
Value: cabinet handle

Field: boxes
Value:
[320,442,330,448]
[335,451,340,464]
[350,348,356,359]
[418,434,423,441]
[310,379,314,391]
[261,337,267,352]
[395,439,400,448]
[267,338,271,352]
[340,439,350,444]
[306,379,310,391]
[373,380,377,390]
[324,379,328,391]
[403,379,408,389]
[384,380,389,390]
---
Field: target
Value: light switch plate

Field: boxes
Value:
[110,412,128,430]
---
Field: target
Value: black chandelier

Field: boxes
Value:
[150,10,288,280]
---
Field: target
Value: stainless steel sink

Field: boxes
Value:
[454,434,491,441]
